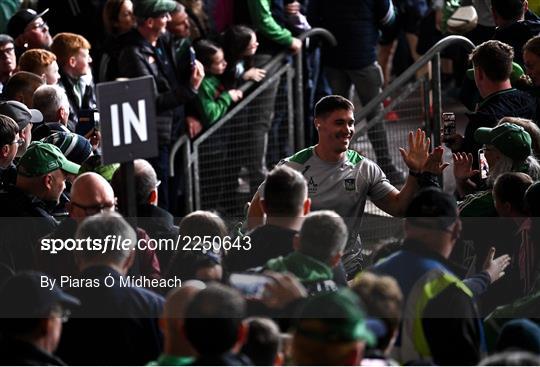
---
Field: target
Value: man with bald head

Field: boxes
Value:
[38,172,159,280]
[149,281,206,366]
[69,172,116,223]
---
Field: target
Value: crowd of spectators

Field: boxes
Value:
[1,0,540,366]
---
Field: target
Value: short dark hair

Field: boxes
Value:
[241,317,281,366]
[491,0,525,22]
[0,34,14,47]
[193,39,221,69]
[314,95,354,119]
[299,211,348,264]
[470,41,514,82]
[0,114,19,146]
[221,25,255,64]
[263,165,307,216]
[2,71,45,101]
[405,187,458,231]
[524,35,540,58]
[494,172,533,214]
[184,284,246,356]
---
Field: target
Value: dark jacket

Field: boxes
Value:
[0,338,66,366]
[137,203,179,269]
[226,224,297,272]
[99,34,124,83]
[372,239,485,365]
[308,0,395,69]
[57,69,96,133]
[117,29,196,146]
[462,88,537,159]
[57,266,164,366]
[0,185,58,271]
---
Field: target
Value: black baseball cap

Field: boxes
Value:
[0,271,80,318]
[405,188,458,231]
[7,8,49,40]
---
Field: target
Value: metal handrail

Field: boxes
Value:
[353,35,475,128]
[169,28,337,171]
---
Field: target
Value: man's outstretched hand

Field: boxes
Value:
[399,129,430,172]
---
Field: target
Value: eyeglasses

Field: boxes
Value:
[51,306,71,323]
[155,180,161,188]
[12,138,24,146]
[70,201,115,216]
[29,21,48,31]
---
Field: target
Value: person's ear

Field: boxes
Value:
[476,66,485,82]
[68,55,77,69]
[260,198,268,214]
[314,118,321,130]
[148,189,158,205]
[330,251,342,268]
[233,321,249,353]
[274,352,284,366]
[43,173,53,190]
[0,144,9,158]
[37,318,50,337]
[121,250,136,274]
[303,197,311,215]
[58,106,69,122]
[451,218,462,241]
[344,342,365,365]
[145,17,154,29]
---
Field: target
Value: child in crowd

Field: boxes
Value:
[221,25,266,89]
[18,49,60,85]
[194,39,243,127]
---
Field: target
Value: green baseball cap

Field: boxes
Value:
[295,288,375,346]
[466,62,524,82]
[133,0,177,18]
[474,123,532,161]
[17,141,81,177]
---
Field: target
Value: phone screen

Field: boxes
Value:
[478,149,489,179]
[229,273,270,299]
[189,46,196,68]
